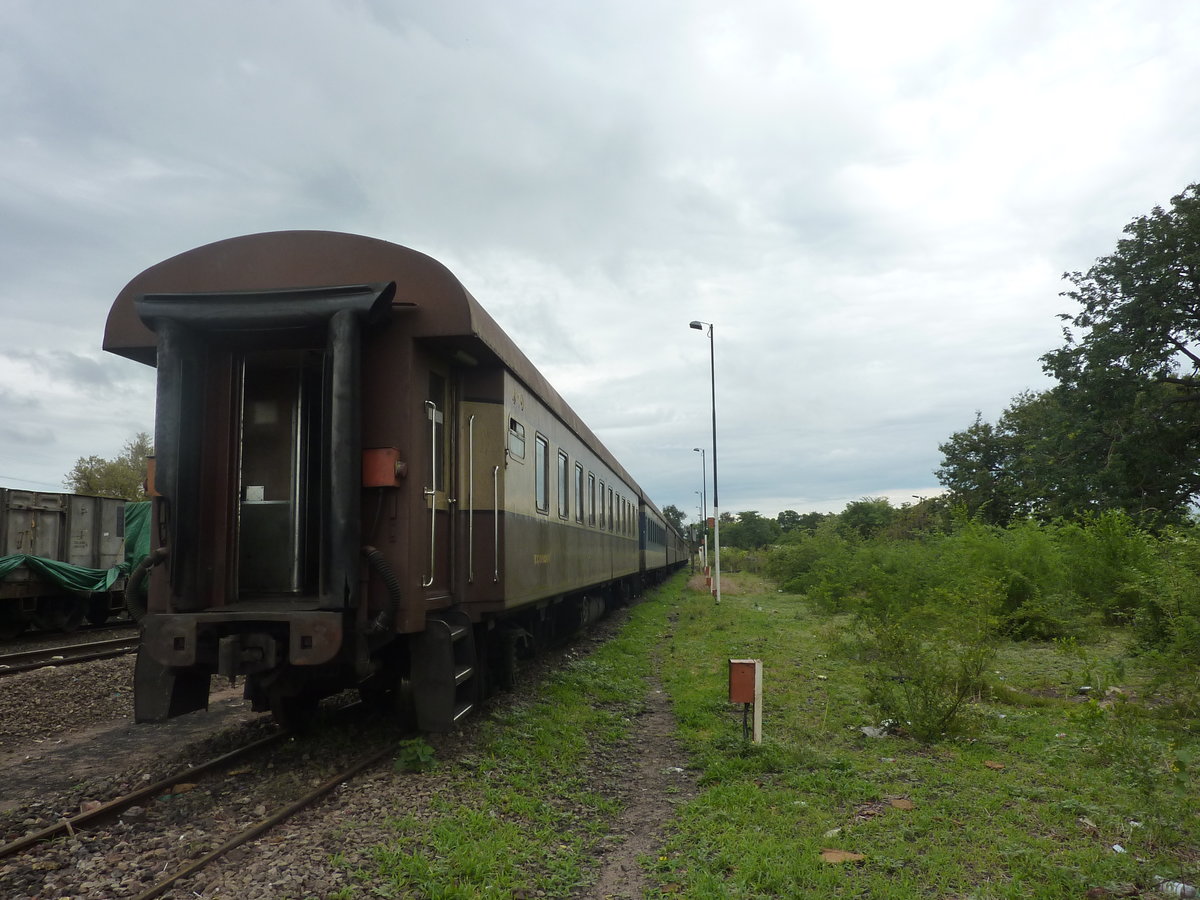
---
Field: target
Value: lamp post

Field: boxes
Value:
[693,447,708,575]
[689,320,720,604]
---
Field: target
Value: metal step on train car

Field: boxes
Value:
[0,489,133,638]
[103,231,687,731]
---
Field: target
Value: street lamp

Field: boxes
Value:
[689,319,720,604]
[692,447,708,573]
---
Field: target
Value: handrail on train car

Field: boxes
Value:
[493,465,500,583]
[468,414,475,584]
[422,400,438,588]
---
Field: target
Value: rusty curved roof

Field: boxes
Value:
[104,230,643,495]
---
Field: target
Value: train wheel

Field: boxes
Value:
[491,627,524,692]
[269,691,319,732]
[358,670,416,730]
[33,597,86,633]
[85,597,110,627]
[0,610,26,640]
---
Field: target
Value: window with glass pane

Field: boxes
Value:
[535,434,549,513]
[557,451,569,518]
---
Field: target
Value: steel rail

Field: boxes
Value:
[133,740,398,900]
[0,636,140,677]
[0,731,287,860]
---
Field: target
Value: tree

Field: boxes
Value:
[661,503,687,534]
[936,185,1200,525]
[723,511,780,550]
[838,497,899,539]
[776,510,802,533]
[1039,184,1200,520]
[65,432,153,500]
[935,411,1020,525]
[1044,184,1200,396]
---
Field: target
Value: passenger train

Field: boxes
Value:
[103,231,687,730]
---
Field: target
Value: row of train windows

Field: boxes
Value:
[646,520,666,547]
[511,417,636,535]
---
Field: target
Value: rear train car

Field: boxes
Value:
[103,231,683,730]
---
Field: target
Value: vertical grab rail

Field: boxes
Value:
[493,464,501,583]
[422,400,438,588]
[467,414,475,584]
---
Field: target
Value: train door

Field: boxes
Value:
[422,367,454,597]
[236,349,323,599]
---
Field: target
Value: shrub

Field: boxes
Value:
[860,616,996,742]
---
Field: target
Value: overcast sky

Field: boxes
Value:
[2,1,1198,521]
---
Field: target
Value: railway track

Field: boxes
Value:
[0,635,140,676]
[0,732,287,861]
[132,740,396,900]
[0,702,402,898]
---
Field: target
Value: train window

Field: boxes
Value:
[427,373,446,493]
[588,473,596,526]
[574,463,584,523]
[597,480,604,527]
[534,434,549,513]
[508,418,525,461]
[557,451,569,519]
[608,487,614,531]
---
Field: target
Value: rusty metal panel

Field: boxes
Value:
[729,659,761,704]
[142,610,343,669]
[0,490,67,558]
[362,447,403,487]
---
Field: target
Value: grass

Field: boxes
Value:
[650,575,1199,899]
[341,572,1199,898]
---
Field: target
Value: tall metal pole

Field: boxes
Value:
[690,320,720,604]
[693,447,707,573]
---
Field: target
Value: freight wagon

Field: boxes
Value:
[0,488,129,638]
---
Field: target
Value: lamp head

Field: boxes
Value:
[689,320,704,330]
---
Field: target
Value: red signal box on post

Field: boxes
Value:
[728,659,762,743]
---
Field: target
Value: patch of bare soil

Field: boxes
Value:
[582,674,698,900]
[686,570,769,596]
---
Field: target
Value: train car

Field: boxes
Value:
[103,231,684,730]
[0,488,128,638]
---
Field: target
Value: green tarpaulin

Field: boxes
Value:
[124,500,151,565]
[0,554,123,594]
[0,500,150,596]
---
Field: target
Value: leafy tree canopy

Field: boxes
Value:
[661,503,687,534]
[722,510,780,550]
[938,184,1200,525]
[839,497,899,539]
[65,431,152,500]
[1044,183,1200,393]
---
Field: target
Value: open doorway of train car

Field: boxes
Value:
[236,349,324,602]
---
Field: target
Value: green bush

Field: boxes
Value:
[860,614,996,742]
[1132,527,1200,713]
